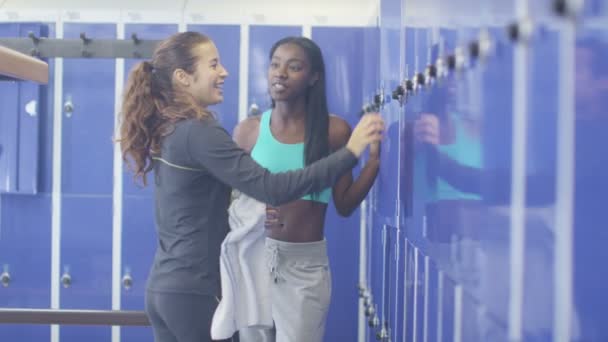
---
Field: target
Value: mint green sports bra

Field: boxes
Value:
[250,110,332,203]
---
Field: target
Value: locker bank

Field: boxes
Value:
[0,0,606,341]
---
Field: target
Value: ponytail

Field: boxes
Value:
[117,32,213,186]
[119,61,160,186]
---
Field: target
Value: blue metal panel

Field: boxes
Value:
[119,192,156,342]
[0,23,20,194]
[39,24,56,194]
[426,260,439,342]
[521,26,559,341]
[120,23,176,342]
[311,26,365,342]
[60,23,115,342]
[15,23,44,194]
[389,226,405,342]
[189,25,240,134]
[403,240,415,342]
[248,25,301,113]
[572,27,608,341]
[0,194,52,341]
[0,22,52,341]
[0,78,18,193]
[367,215,383,342]
[60,197,112,341]
[375,0,403,227]
[61,23,116,195]
[17,80,41,193]
[441,275,455,342]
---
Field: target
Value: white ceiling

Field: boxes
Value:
[0,0,375,14]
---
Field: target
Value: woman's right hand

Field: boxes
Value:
[346,113,385,157]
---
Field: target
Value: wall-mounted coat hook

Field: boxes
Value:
[554,0,583,18]
[131,33,141,45]
[469,41,480,59]
[79,32,92,44]
[446,54,456,71]
[27,31,40,44]
[391,84,405,101]
[507,18,534,44]
[80,32,92,57]
[413,72,426,89]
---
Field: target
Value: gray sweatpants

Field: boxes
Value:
[240,238,332,342]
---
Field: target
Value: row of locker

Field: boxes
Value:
[0,22,369,341]
[360,0,608,341]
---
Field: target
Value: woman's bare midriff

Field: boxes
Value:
[266,199,328,242]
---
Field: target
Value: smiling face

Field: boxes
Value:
[267,43,318,103]
[175,41,228,107]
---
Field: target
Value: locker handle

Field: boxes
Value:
[376,321,390,341]
[122,273,133,291]
[63,96,74,118]
[61,272,72,288]
[1,265,10,288]
[365,303,376,317]
[369,306,380,328]
[248,103,260,117]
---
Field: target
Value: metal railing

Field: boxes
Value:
[0,308,149,326]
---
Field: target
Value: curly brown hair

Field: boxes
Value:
[118,32,211,186]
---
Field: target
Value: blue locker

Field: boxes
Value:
[461,291,481,342]
[521,25,559,342]
[572,28,608,341]
[0,22,53,341]
[247,25,301,115]
[312,26,366,342]
[440,274,455,342]
[403,240,415,342]
[425,260,439,342]
[367,216,384,342]
[60,23,116,342]
[389,226,405,342]
[120,23,177,342]
[375,0,403,227]
[189,25,240,134]
[0,23,42,194]
[0,195,52,341]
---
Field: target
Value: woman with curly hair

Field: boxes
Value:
[118,31,384,342]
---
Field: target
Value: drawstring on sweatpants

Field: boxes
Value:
[268,245,283,283]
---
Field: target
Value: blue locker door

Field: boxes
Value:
[572,11,608,341]
[60,23,116,342]
[0,22,52,342]
[403,240,415,342]
[376,0,403,227]
[189,25,240,134]
[311,26,365,342]
[0,23,20,194]
[247,25,301,115]
[0,195,52,341]
[367,216,384,342]
[120,23,177,342]
[17,80,41,193]
[522,19,559,341]
[15,21,44,194]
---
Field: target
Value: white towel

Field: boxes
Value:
[211,192,273,340]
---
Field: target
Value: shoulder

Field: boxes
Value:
[328,114,352,149]
[233,115,262,153]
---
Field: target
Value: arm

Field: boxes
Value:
[331,116,380,217]
[187,119,358,207]
[232,116,260,153]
